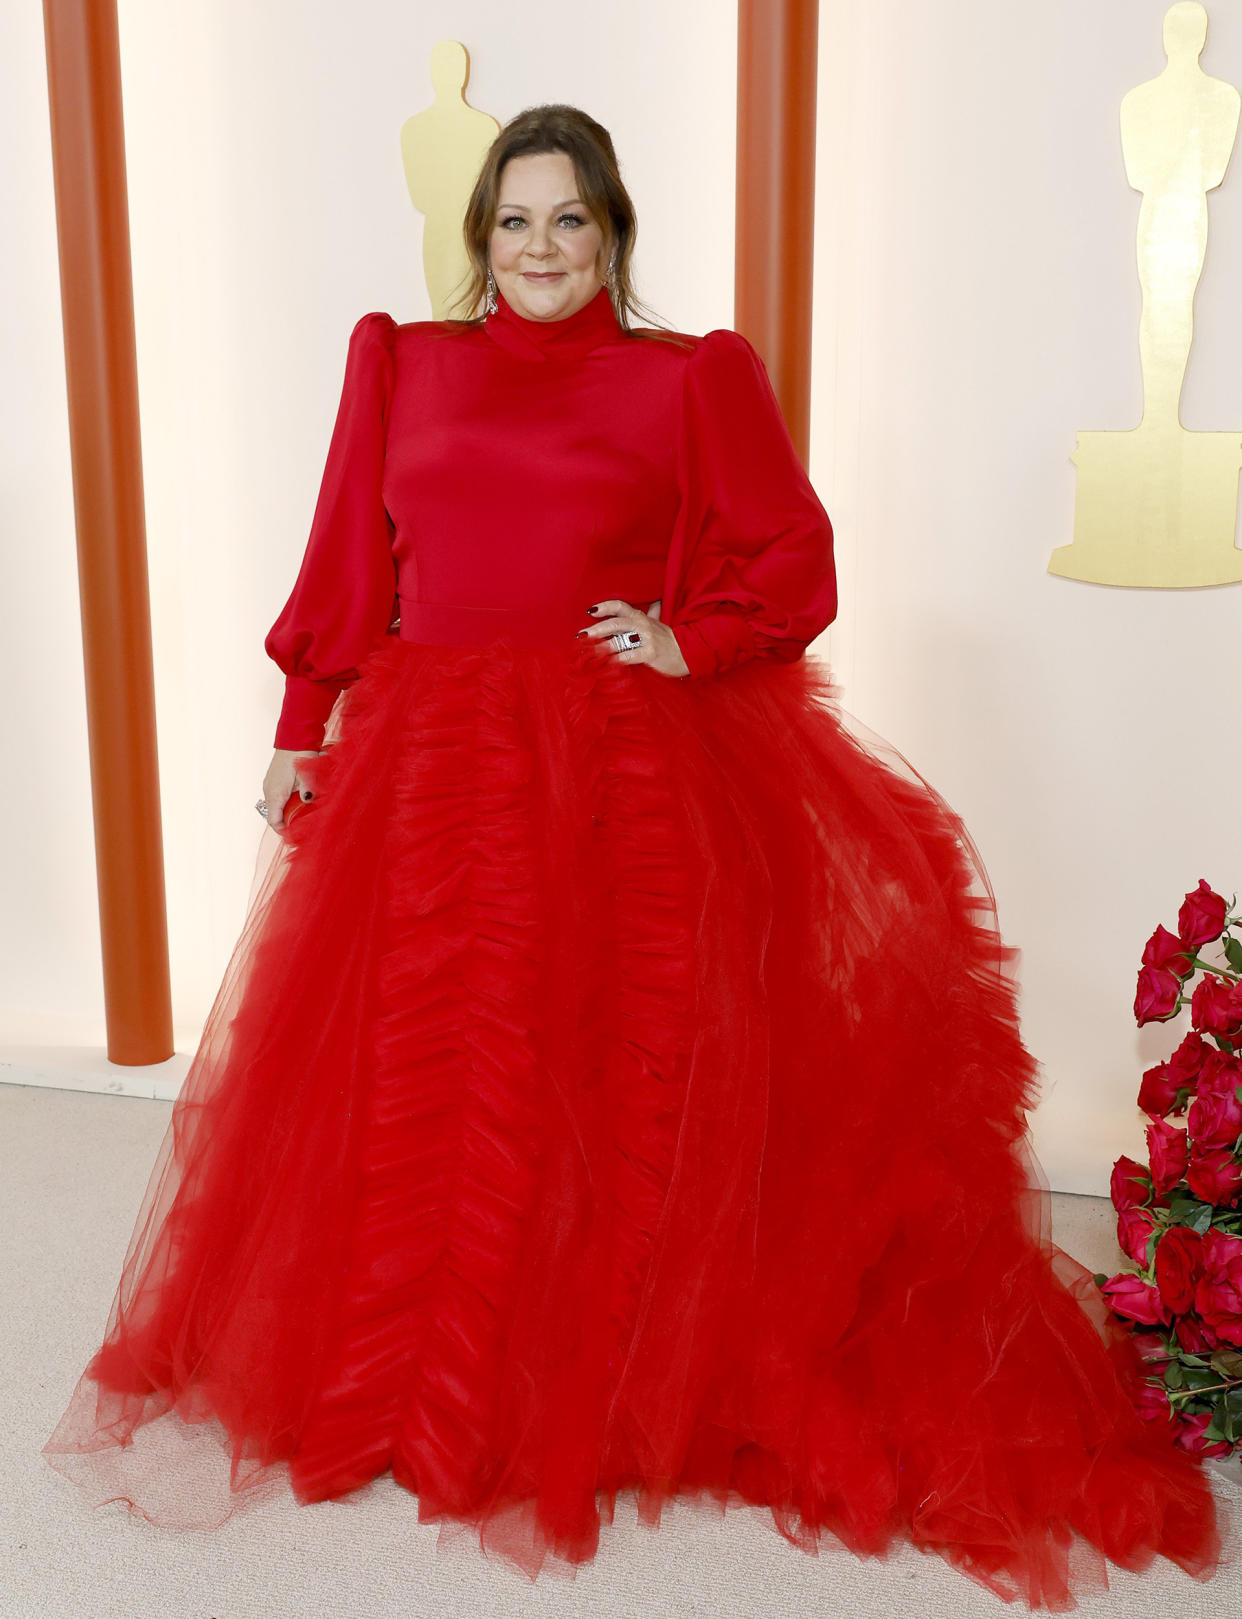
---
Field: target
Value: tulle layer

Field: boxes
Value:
[43,635,1235,1608]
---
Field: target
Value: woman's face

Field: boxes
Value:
[488,151,610,322]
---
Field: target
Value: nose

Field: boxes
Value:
[525,222,558,259]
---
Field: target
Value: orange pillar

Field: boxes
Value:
[42,0,173,1064]
[736,0,820,467]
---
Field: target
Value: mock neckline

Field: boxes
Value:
[485,282,624,362]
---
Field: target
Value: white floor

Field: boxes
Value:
[7,1078,1242,1619]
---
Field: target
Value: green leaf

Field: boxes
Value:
[1166,1190,1206,1221]
[1225,934,1242,974]
[1184,1365,1223,1390]
[1165,1361,1185,1389]
[1188,1201,1214,1234]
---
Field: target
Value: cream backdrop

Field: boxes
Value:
[3,0,1238,1192]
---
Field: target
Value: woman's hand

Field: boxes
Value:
[262,749,322,831]
[577,597,690,678]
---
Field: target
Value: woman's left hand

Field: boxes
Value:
[577,598,690,678]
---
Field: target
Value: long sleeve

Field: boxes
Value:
[663,328,837,679]
[265,311,399,751]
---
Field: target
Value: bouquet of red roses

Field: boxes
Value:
[1096,879,1242,1459]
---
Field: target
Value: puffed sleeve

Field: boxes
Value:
[265,311,399,751]
[663,327,837,679]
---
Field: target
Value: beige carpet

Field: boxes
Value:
[6,1079,1242,1619]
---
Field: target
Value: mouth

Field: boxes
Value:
[522,271,565,281]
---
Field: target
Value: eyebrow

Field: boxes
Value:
[496,198,585,211]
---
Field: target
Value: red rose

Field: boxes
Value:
[1154,1226,1205,1313]
[1138,1061,1185,1119]
[1141,1033,1214,1120]
[1134,964,1182,1026]
[1142,924,1195,979]
[1187,1052,1242,1149]
[1130,1379,1176,1433]
[1167,1031,1211,1088]
[1117,1205,1157,1267]
[1131,1329,1173,1366]
[1186,1145,1242,1208]
[1178,880,1229,950]
[1100,1272,1171,1326]
[1146,1118,1189,1198]
[1190,974,1242,1040]
[1171,1409,1232,1457]
[1174,1313,1219,1352]
[1193,1230,1242,1344]
[1110,1154,1152,1212]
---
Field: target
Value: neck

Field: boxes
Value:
[485,282,624,362]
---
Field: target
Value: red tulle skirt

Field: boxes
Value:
[42,634,1235,1609]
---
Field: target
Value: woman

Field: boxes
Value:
[43,104,1233,1608]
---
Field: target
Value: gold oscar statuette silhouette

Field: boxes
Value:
[1049,1,1242,587]
[400,41,500,320]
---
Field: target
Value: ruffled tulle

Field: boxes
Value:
[43,634,1236,1608]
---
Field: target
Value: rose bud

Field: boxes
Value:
[1178,880,1229,950]
[1138,1061,1185,1119]
[1186,1145,1242,1209]
[1190,975,1242,1041]
[1142,924,1194,979]
[1134,964,1182,1026]
[1146,1118,1189,1198]
[1187,1054,1242,1149]
[1118,1205,1157,1267]
[1154,1226,1205,1314]
[1166,1031,1211,1089]
[1111,1154,1153,1212]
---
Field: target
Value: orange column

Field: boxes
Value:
[42,0,173,1064]
[736,0,820,468]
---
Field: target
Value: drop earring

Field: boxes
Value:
[485,264,497,314]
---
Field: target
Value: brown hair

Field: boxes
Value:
[440,103,693,350]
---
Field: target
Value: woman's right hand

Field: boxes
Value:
[262,748,322,831]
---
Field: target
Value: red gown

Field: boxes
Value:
[43,285,1235,1608]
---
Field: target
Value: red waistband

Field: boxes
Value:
[397,599,656,649]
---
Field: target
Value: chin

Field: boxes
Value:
[509,279,586,316]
